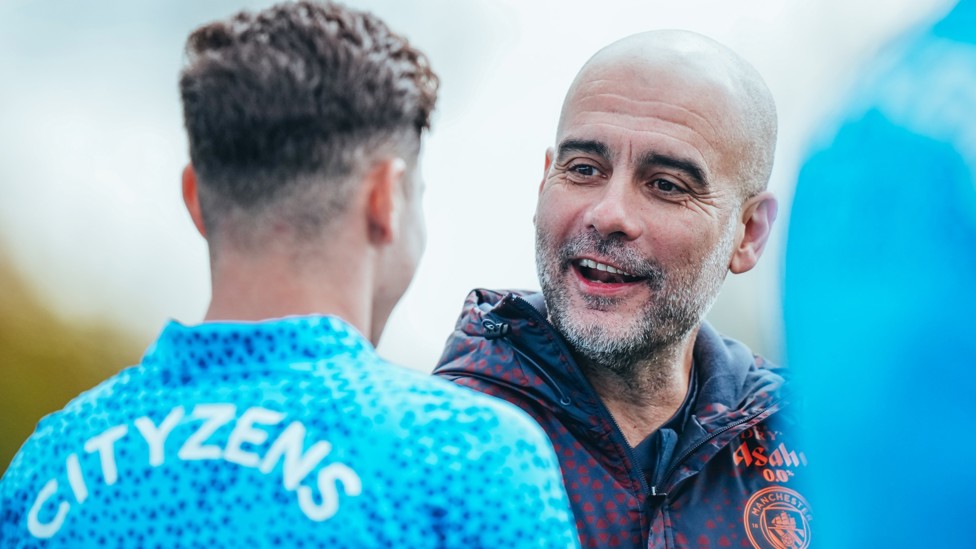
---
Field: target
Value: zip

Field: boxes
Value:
[480,293,791,549]
[510,346,573,406]
[509,334,654,499]
[508,295,788,533]
[651,401,780,496]
[438,369,538,398]
[507,295,653,546]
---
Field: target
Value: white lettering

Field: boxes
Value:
[83,425,128,485]
[29,402,356,530]
[134,406,185,466]
[225,407,285,468]
[298,463,362,521]
[260,421,331,489]
[178,404,236,460]
[27,479,69,539]
[65,454,88,503]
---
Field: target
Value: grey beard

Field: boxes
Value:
[536,224,735,379]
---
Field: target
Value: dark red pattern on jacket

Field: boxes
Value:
[434,289,810,549]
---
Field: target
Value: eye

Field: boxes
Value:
[569,163,603,178]
[650,178,685,195]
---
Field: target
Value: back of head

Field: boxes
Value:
[180,0,439,246]
[561,30,777,200]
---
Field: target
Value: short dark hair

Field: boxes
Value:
[180,0,438,237]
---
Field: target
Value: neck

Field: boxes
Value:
[581,329,698,447]
[204,240,376,342]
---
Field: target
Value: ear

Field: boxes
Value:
[533,148,555,226]
[539,147,554,196]
[366,157,408,245]
[729,191,778,274]
[182,164,207,237]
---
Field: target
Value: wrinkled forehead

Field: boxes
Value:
[558,52,746,140]
[556,56,751,185]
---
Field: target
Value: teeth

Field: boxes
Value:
[578,259,633,277]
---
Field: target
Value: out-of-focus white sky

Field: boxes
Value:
[0,0,953,371]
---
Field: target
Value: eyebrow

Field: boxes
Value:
[638,152,708,188]
[557,139,709,188]
[556,139,612,162]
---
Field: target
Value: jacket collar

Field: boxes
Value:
[145,315,374,375]
[437,288,785,433]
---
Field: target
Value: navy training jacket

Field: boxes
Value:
[434,289,814,549]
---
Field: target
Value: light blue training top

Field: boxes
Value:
[785,1,976,547]
[0,315,580,548]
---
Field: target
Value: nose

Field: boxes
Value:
[582,176,642,240]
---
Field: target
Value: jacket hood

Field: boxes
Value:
[434,289,786,436]
[435,289,798,547]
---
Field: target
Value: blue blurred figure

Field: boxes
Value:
[785,1,976,546]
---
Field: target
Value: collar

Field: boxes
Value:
[142,315,375,375]
[476,289,784,425]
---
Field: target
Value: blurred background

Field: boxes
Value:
[0,0,954,471]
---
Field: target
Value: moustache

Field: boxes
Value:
[557,231,665,289]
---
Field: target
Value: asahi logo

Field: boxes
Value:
[732,427,807,483]
[744,487,813,549]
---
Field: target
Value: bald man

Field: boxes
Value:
[435,31,810,549]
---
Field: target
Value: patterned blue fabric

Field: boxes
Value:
[784,1,976,546]
[0,316,580,548]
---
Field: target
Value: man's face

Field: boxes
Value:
[535,58,747,371]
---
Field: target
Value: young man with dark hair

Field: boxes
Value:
[0,3,579,547]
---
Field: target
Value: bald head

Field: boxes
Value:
[558,30,777,199]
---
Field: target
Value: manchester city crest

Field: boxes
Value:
[743,486,813,549]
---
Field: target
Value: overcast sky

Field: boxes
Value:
[0,0,952,371]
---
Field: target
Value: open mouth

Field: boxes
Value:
[574,258,644,284]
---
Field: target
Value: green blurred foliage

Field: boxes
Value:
[0,259,142,474]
